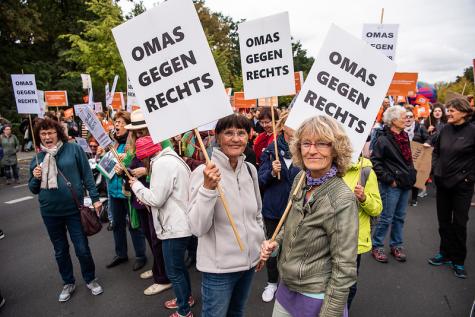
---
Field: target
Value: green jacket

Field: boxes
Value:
[342,158,382,254]
[275,171,358,317]
[0,134,20,166]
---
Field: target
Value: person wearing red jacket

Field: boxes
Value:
[253,107,279,165]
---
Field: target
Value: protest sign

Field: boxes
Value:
[126,77,140,112]
[387,72,418,96]
[233,92,257,108]
[11,74,41,114]
[258,96,278,107]
[74,103,92,116]
[111,92,125,110]
[294,71,304,95]
[76,105,113,148]
[37,90,45,118]
[97,151,117,180]
[286,24,396,162]
[238,12,295,99]
[45,91,68,107]
[94,102,103,113]
[362,24,399,61]
[411,141,433,190]
[81,74,92,89]
[198,120,217,132]
[75,137,92,153]
[105,83,112,108]
[112,0,232,143]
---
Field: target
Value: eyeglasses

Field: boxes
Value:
[39,131,57,137]
[259,120,272,126]
[222,130,248,139]
[406,115,414,119]
[300,141,332,150]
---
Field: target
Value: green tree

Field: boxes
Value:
[436,66,475,103]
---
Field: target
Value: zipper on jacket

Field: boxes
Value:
[237,165,251,268]
[298,247,310,281]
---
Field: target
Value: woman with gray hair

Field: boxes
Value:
[370,105,416,263]
[259,115,358,317]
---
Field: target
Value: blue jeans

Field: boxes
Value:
[42,213,95,284]
[162,237,192,316]
[109,197,146,259]
[202,268,255,317]
[372,183,410,248]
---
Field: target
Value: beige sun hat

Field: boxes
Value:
[125,109,148,130]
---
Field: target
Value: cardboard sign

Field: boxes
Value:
[75,137,92,153]
[81,74,92,89]
[11,74,41,114]
[233,92,257,108]
[286,24,396,162]
[387,72,418,96]
[37,90,45,118]
[112,0,232,143]
[258,96,278,107]
[97,151,117,180]
[238,12,295,99]
[45,91,68,107]
[111,92,125,110]
[362,24,399,61]
[294,71,304,94]
[76,105,113,148]
[411,141,433,190]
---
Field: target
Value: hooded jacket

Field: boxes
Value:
[342,158,382,254]
[187,148,265,273]
[131,147,191,240]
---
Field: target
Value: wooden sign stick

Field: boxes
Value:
[380,8,385,24]
[269,99,280,180]
[193,128,244,252]
[256,172,306,271]
[29,114,39,166]
[109,145,133,179]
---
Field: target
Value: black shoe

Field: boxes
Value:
[428,253,452,266]
[453,265,467,279]
[106,256,128,268]
[133,258,147,271]
[185,256,196,268]
[0,230,4,240]
[107,223,114,231]
[410,200,418,207]
[0,296,5,309]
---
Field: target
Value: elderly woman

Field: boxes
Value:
[257,111,301,302]
[188,114,265,317]
[370,105,416,263]
[429,98,475,279]
[1,124,20,184]
[260,115,358,317]
[28,119,103,302]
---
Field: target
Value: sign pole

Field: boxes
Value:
[380,8,384,24]
[193,128,244,252]
[269,98,280,180]
[108,145,133,179]
[255,172,306,271]
[29,114,39,166]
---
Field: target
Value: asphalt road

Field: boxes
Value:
[0,164,474,317]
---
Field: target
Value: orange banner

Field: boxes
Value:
[387,73,418,97]
[111,92,124,110]
[294,71,304,94]
[233,92,257,109]
[45,91,68,107]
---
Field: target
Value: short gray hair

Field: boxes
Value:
[383,105,406,127]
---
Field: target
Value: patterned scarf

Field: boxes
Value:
[306,164,337,187]
[40,141,63,189]
[391,130,412,164]
[277,133,291,159]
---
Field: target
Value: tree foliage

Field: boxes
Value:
[435,66,475,103]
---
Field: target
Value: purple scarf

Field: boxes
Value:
[306,165,337,186]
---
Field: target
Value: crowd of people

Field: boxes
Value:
[0,95,474,316]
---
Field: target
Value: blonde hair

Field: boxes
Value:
[289,115,353,176]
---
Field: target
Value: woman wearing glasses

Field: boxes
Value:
[260,115,358,317]
[188,114,265,317]
[253,107,279,165]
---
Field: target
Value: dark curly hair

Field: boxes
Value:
[33,118,68,147]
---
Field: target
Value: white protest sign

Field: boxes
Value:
[81,74,92,89]
[75,137,92,153]
[76,105,113,148]
[74,103,92,116]
[112,0,233,143]
[105,83,112,107]
[37,90,45,118]
[198,120,217,132]
[110,75,119,99]
[362,24,399,61]
[286,24,396,162]
[126,77,139,113]
[11,74,41,114]
[238,12,295,99]
[94,102,102,113]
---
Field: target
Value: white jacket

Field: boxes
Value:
[187,148,265,273]
[131,147,191,240]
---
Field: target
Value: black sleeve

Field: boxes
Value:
[371,138,395,185]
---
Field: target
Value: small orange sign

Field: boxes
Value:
[45,91,68,107]
[111,92,124,110]
[387,73,418,97]
[233,92,257,109]
[414,94,430,118]
[294,71,304,94]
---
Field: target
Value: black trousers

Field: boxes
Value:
[436,180,474,265]
[347,254,362,309]
[264,217,280,283]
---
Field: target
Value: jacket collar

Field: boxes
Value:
[211,148,245,173]
[151,147,191,172]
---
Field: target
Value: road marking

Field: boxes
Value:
[13,184,28,188]
[4,196,34,204]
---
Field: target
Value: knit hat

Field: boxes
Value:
[135,136,162,160]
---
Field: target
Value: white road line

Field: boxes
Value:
[13,184,28,188]
[4,196,34,204]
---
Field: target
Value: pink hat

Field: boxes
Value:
[135,136,162,160]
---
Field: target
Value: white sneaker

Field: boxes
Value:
[261,283,278,302]
[144,283,172,295]
[418,190,428,198]
[86,280,103,296]
[140,269,153,279]
[58,284,75,302]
